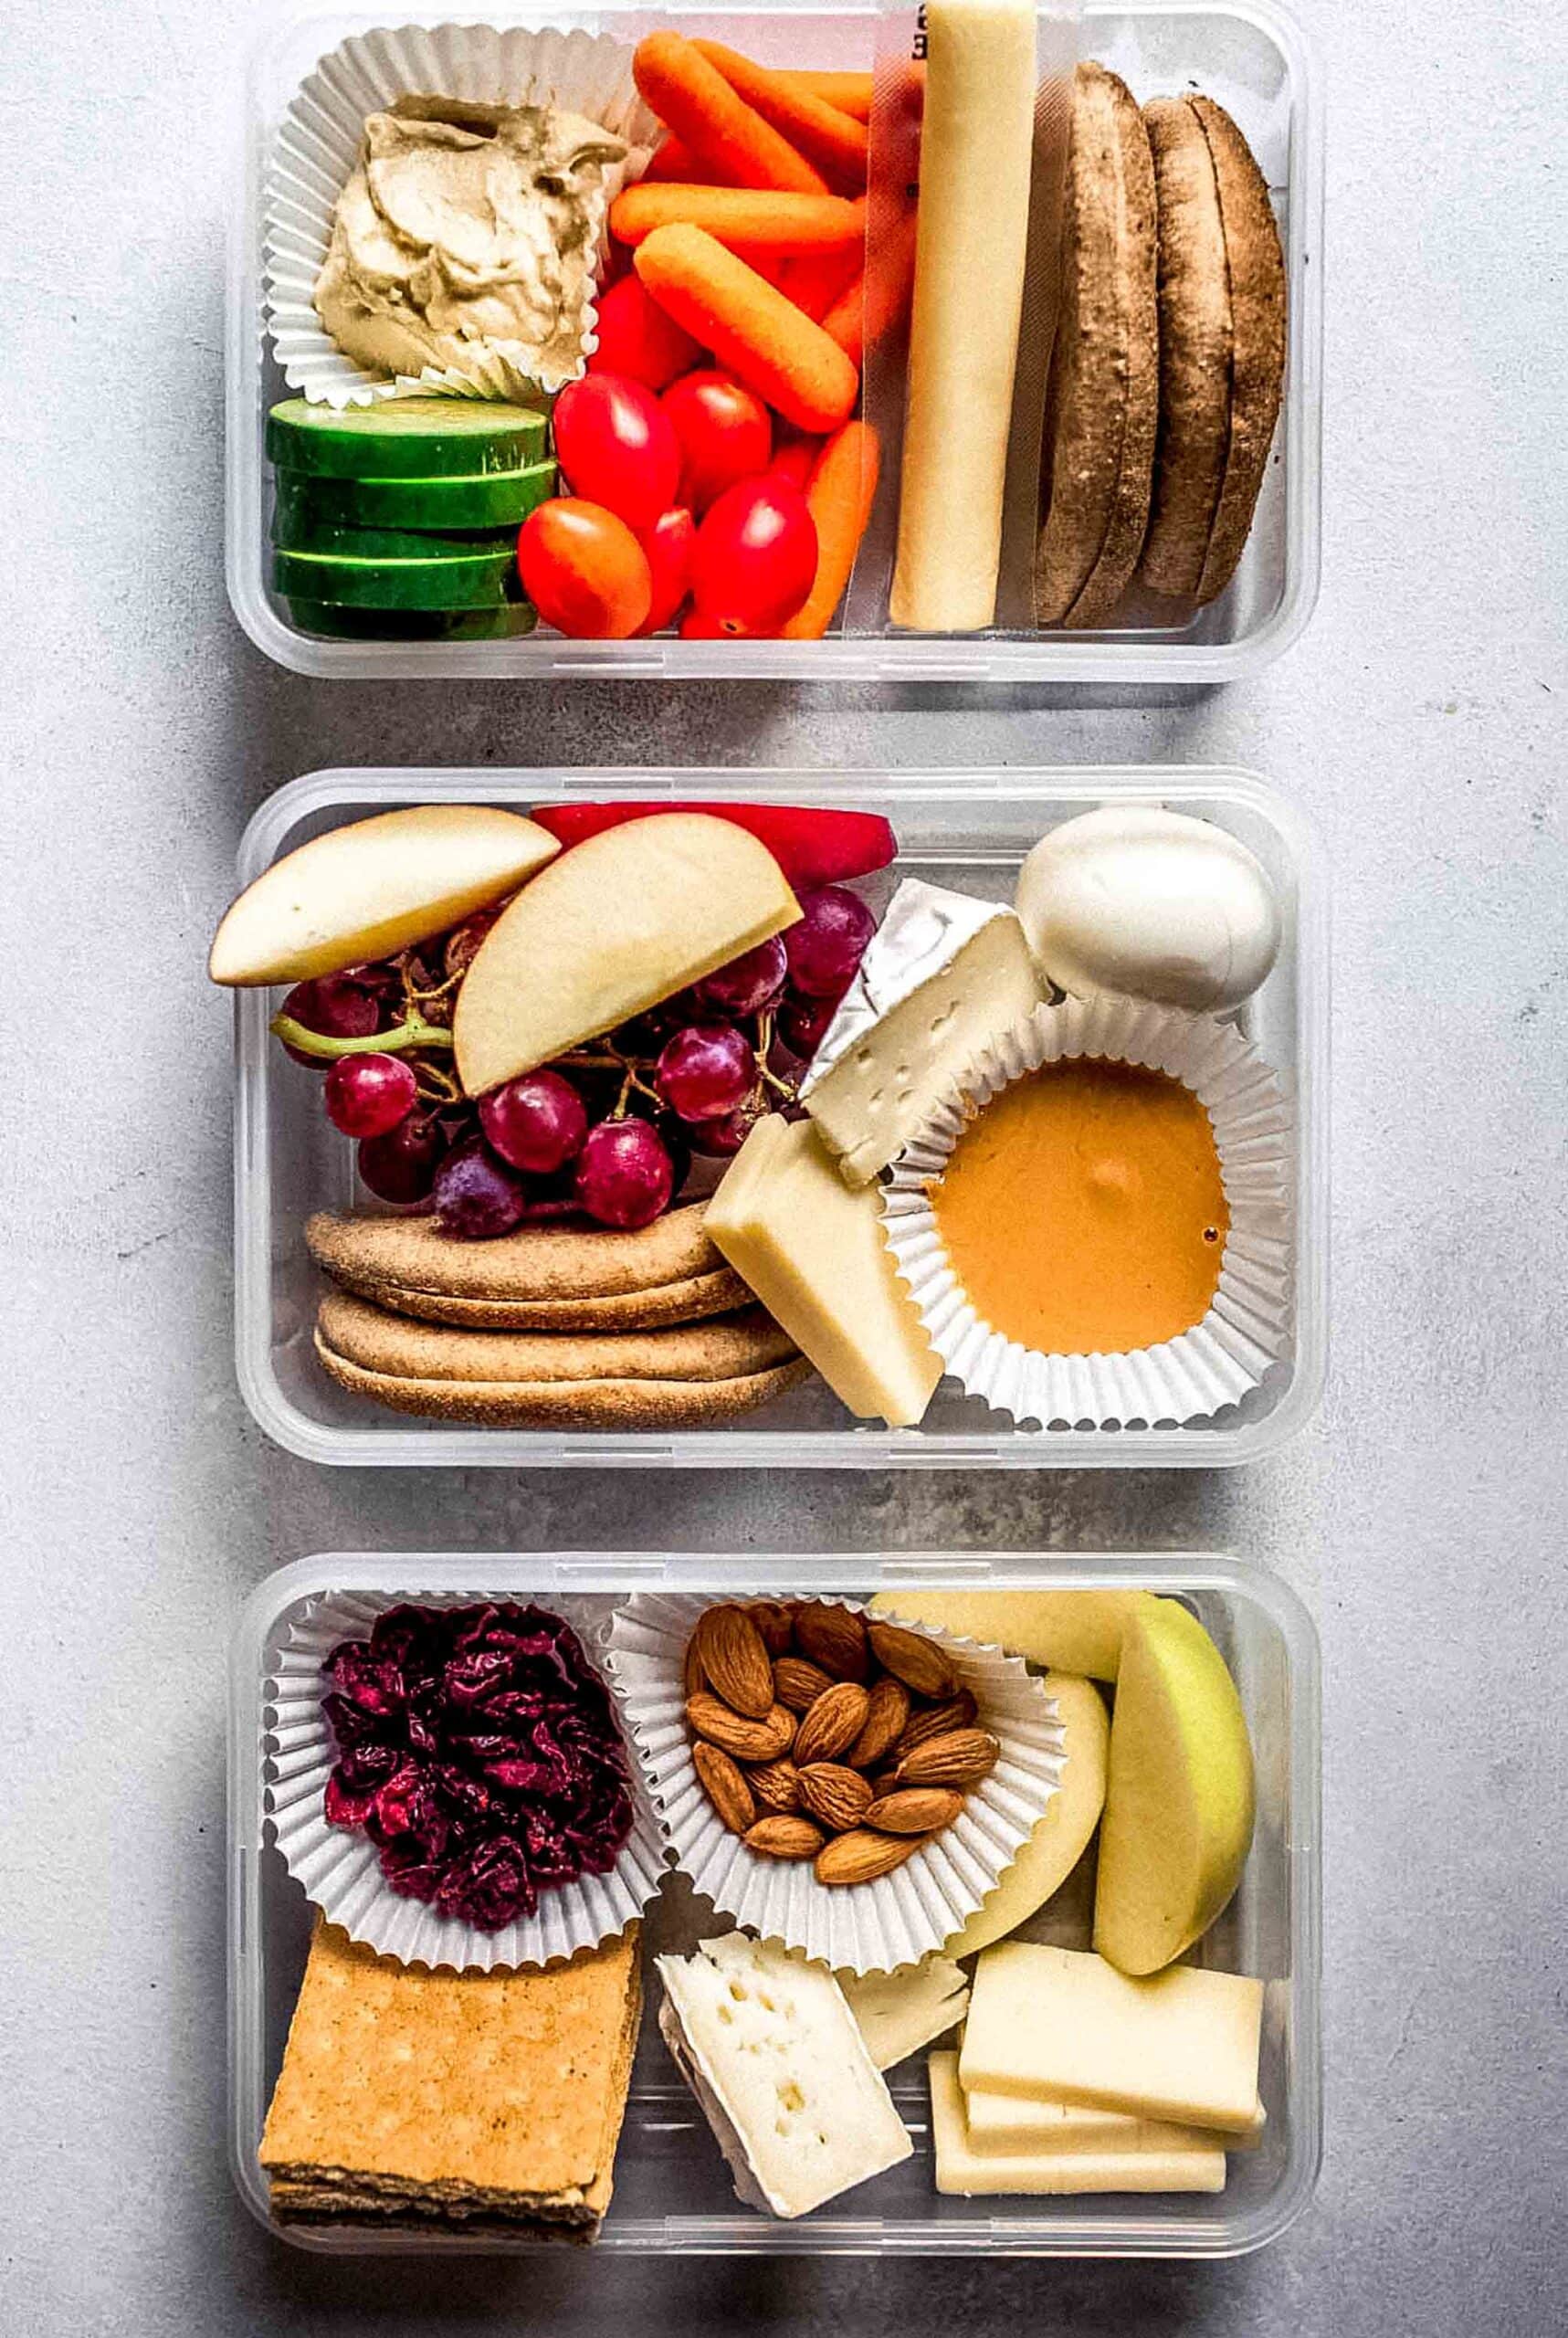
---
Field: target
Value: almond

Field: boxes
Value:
[748,1599,796,1657]
[744,1814,825,1860]
[682,1636,706,1700]
[847,1675,910,1769]
[685,1691,796,1764]
[891,1690,978,1761]
[867,1620,958,1701]
[797,1762,874,1831]
[773,1655,837,1714]
[793,1680,871,1767]
[794,1603,869,1683]
[693,1742,756,1835]
[815,1829,920,1886]
[863,1787,964,1836]
[693,1604,774,1721]
[892,1728,1000,1789]
[749,1758,803,1815]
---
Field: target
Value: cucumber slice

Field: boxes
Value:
[266,397,549,480]
[272,461,556,532]
[287,597,538,641]
[269,508,518,560]
[273,545,523,610]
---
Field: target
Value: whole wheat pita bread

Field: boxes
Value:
[1138,96,1233,598]
[1035,62,1158,629]
[1189,94,1286,605]
[307,1197,747,1329]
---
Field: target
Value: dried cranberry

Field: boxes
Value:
[318,1602,634,1931]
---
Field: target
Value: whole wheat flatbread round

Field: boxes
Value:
[314,1301,812,1429]
[317,1289,799,1387]
[1190,94,1286,605]
[1138,96,1233,598]
[305,1202,734,1325]
[1036,62,1159,630]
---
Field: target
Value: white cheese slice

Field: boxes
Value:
[963,2080,1263,2155]
[656,1933,913,2219]
[840,1957,970,2069]
[801,879,1041,1185]
[929,2054,1227,2196]
[958,1942,1264,2133]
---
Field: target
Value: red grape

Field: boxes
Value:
[279,974,380,1067]
[324,1053,419,1139]
[574,1119,674,1228]
[445,910,500,977]
[776,993,839,1059]
[694,935,788,1018]
[784,886,876,1000]
[688,1098,767,1157]
[431,1142,529,1240]
[357,1115,446,1204]
[654,1023,756,1123]
[479,1069,589,1175]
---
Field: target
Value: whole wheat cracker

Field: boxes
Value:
[1138,96,1233,598]
[313,1340,813,1428]
[305,1199,728,1307]
[316,1289,798,1386]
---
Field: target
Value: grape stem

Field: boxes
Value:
[271,1011,456,1061]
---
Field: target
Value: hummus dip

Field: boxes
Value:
[314,96,626,384]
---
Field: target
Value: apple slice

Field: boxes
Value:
[868,1588,1157,1682]
[209,806,559,986]
[453,814,800,1096]
[1093,1599,1256,1975]
[943,1672,1109,1957]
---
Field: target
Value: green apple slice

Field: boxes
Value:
[1093,1598,1255,1975]
[868,1588,1157,1681]
[943,1671,1109,1956]
[453,815,801,1096]
[208,806,560,987]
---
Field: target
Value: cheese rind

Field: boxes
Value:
[929,2056,1227,2196]
[656,1933,912,2219]
[801,881,1041,1185]
[890,0,1037,630]
[705,1114,942,1427]
[841,1957,969,2069]
[958,1942,1264,2133]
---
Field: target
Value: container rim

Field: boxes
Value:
[228,1548,1322,2257]
[226,0,1323,683]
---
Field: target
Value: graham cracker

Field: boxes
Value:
[260,1919,642,2231]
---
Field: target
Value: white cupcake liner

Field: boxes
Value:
[266,1590,668,1972]
[880,995,1293,1431]
[265,23,660,407]
[605,1595,1068,1975]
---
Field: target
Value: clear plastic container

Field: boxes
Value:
[232,763,1329,1469]
[226,0,1323,681]
[229,1548,1321,2257]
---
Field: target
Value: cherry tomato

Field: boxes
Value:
[765,437,819,496]
[518,499,652,639]
[661,371,773,513]
[690,479,818,636]
[637,508,697,635]
[679,609,736,638]
[551,374,681,529]
[589,272,703,392]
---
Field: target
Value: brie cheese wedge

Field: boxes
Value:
[656,1933,912,2219]
[801,879,1042,1185]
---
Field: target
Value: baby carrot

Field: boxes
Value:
[780,223,866,321]
[781,420,881,638]
[634,224,860,434]
[634,33,828,195]
[822,202,919,366]
[693,40,869,190]
[643,136,712,184]
[610,184,866,259]
[776,69,875,123]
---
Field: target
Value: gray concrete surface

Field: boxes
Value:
[4,0,1566,2332]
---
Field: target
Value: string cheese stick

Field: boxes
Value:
[889,0,1037,632]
